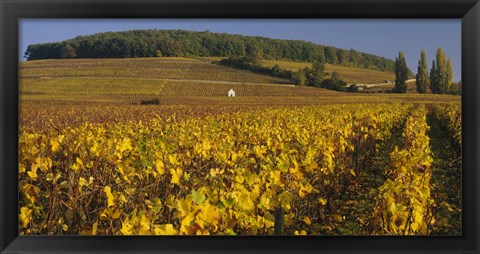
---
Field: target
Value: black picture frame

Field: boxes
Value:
[1,0,479,253]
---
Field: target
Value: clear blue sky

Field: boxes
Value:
[20,19,461,81]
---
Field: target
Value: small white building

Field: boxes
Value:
[228,89,236,97]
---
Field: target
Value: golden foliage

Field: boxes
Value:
[19,103,447,235]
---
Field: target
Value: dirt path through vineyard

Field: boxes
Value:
[335,120,405,235]
[427,113,462,235]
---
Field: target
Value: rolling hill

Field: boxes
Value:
[19,57,456,104]
[20,57,341,103]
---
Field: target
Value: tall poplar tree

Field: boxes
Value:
[437,48,448,93]
[394,51,408,93]
[430,48,451,94]
[415,49,429,94]
[446,57,453,91]
[430,60,440,93]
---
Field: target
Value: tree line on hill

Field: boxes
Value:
[394,48,458,94]
[24,29,395,72]
[219,56,356,92]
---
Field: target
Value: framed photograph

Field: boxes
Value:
[1,0,479,253]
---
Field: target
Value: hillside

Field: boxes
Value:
[20,57,456,104]
[24,29,396,73]
[20,58,289,84]
[19,57,341,103]
[260,60,396,84]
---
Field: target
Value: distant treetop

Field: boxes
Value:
[24,29,395,72]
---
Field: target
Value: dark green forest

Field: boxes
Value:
[24,29,395,72]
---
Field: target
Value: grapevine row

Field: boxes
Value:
[431,104,461,149]
[373,105,434,235]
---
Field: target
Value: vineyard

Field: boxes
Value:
[18,102,461,235]
[19,57,332,103]
[18,57,462,235]
[20,77,338,103]
[260,60,397,84]
[20,58,462,103]
[20,58,289,84]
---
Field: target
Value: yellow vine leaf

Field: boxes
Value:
[154,224,178,235]
[21,184,39,204]
[180,214,195,235]
[120,218,134,235]
[78,177,88,188]
[139,215,151,235]
[19,207,32,227]
[92,221,98,235]
[19,163,26,173]
[170,168,183,185]
[303,216,311,225]
[155,159,165,175]
[168,154,179,165]
[318,198,327,205]
[294,230,307,235]
[103,186,115,207]
[27,166,38,181]
[50,139,60,152]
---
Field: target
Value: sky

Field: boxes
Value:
[19,19,461,82]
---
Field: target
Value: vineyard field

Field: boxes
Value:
[19,102,462,236]
[20,58,290,84]
[18,57,462,236]
[19,58,462,103]
[20,77,339,102]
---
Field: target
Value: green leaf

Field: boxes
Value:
[191,189,206,205]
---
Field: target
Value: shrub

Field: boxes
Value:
[140,98,160,105]
[348,84,359,93]
[320,78,347,92]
